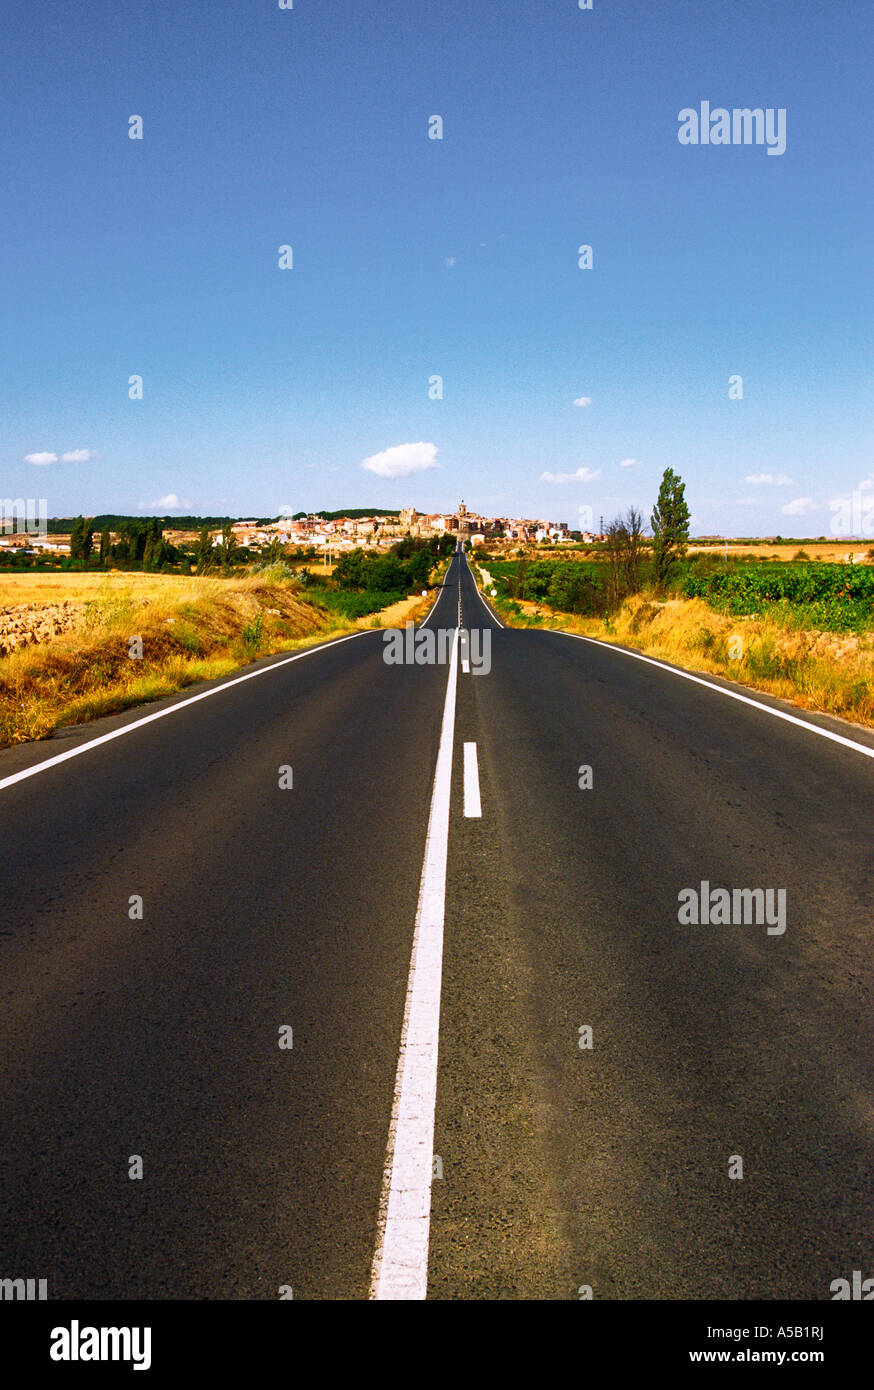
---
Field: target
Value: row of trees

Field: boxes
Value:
[69,516,182,570]
[63,517,296,574]
[62,516,433,578]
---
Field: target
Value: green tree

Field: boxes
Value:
[81,518,95,564]
[69,516,84,562]
[651,468,690,585]
[219,522,236,568]
[99,527,111,564]
[334,548,367,590]
[510,555,529,600]
[196,525,214,573]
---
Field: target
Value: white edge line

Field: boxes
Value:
[0,630,371,792]
[419,557,454,629]
[463,552,504,628]
[370,626,460,1300]
[555,630,874,761]
[463,742,482,818]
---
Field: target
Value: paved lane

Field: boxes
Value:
[430,552,874,1298]
[0,579,461,1299]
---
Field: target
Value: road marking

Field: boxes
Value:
[0,630,371,793]
[463,552,504,628]
[370,626,460,1300]
[419,557,454,629]
[463,742,482,817]
[557,630,874,761]
[459,627,470,674]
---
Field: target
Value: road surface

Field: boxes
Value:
[1,548,872,1299]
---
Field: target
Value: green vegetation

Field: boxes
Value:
[681,561,874,631]
[334,534,452,592]
[298,533,457,618]
[491,557,607,616]
[46,513,263,535]
[651,467,691,583]
[241,612,264,655]
[303,587,410,620]
[487,555,874,633]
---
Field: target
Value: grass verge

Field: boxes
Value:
[489,587,874,729]
[0,572,428,747]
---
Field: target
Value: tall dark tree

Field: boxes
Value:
[81,518,95,564]
[69,516,84,562]
[651,468,690,584]
[99,527,111,564]
[218,522,236,568]
[195,525,213,573]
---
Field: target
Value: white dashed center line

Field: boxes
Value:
[463,742,482,818]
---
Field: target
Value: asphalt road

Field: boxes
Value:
[1,548,873,1299]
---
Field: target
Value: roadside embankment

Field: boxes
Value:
[0,571,428,747]
[482,582,874,729]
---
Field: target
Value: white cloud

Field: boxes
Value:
[362,441,439,479]
[745,472,792,486]
[619,458,640,468]
[141,493,190,510]
[573,396,592,408]
[61,448,98,463]
[445,256,456,267]
[25,448,99,465]
[540,467,601,483]
[781,497,816,516]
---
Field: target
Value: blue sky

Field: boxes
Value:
[1,0,871,534]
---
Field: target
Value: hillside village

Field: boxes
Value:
[231,501,574,553]
[0,500,578,557]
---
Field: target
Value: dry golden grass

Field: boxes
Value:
[0,569,223,607]
[689,542,873,563]
[499,593,874,728]
[0,573,339,747]
[486,541,873,565]
[297,562,335,577]
[0,570,442,747]
[366,593,429,629]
